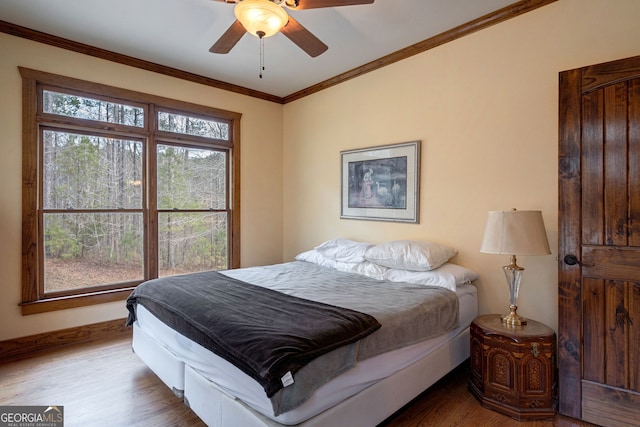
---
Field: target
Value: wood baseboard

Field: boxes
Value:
[0,318,130,362]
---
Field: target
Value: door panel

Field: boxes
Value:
[559,55,640,426]
[631,79,640,246]
[581,90,604,246]
[631,283,640,390]
[582,278,605,383]
[603,280,626,388]
[603,84,629,246]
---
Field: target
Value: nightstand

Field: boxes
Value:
[468,314,557,420]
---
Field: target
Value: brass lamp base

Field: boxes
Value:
[501,305,527,326]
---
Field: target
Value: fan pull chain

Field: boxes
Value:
[257,31,266,79]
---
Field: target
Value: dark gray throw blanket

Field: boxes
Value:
[125,271,381,397]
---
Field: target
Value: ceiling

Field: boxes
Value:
[0,0,523,100]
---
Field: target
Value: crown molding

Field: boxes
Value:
[1,0,556,104]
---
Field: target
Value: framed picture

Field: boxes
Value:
[341,140,420,223]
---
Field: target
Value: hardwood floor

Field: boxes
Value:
[0,335,597,427]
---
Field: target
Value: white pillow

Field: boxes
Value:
[294,250,388,280]
[335,260,389,280]
[315,239,373,263]
[384,263,479,291]
[365,240,457,271]
[295,249,337,268]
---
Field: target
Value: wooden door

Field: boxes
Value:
[559,55,640,427]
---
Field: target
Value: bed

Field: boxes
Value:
[126,239,479,426]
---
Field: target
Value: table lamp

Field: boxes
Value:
[480,209,551,326]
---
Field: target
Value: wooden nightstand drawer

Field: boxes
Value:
[469,314,557,420]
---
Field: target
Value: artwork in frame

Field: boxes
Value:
[341,140,420,223]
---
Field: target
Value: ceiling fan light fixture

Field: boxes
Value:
[234,0,289,38]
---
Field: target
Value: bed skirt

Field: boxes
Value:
[133,322,471,426]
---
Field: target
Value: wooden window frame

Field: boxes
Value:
[20,67,241,315]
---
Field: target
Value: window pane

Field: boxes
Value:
[158,212,227,276]
[158,111,229,140]
[43,130,143,210]
[43,212,144,292]
[157,145,226,210]
[43,90,144,127]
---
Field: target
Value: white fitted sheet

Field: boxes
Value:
[135,283,477,425]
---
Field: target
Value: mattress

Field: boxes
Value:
[134,282,477,425]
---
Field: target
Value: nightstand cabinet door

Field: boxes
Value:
[469,314,557,421]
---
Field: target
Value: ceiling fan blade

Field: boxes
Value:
[210,20,246,54]
[280,16,328,57]
[290,0,374,10]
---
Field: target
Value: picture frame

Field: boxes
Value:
[341,140,420,223]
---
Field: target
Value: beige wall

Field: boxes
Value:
[0,34,284,341]
[282,0,640,332]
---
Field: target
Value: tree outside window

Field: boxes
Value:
[20,68,240,314]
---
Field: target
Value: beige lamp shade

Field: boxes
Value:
[480,210,551,256]
[235,0,289,38]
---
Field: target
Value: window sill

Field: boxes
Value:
[20,288,135,315]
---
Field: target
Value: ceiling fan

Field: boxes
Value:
[210,0,375,58]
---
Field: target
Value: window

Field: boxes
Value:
[20,68,241,314]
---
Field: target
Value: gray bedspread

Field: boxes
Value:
[220,261,459,415]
